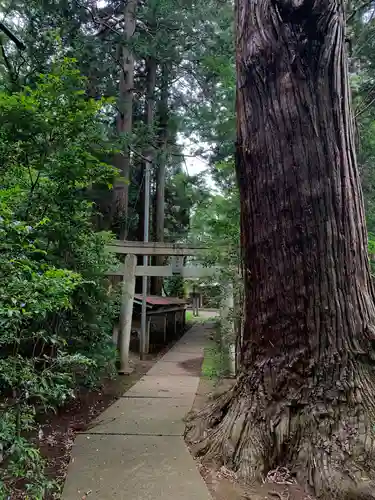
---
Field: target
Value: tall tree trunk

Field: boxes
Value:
[186,0,375,497]
[135,57,157,293]
[136,57,157,242]
[113,0,137,240]
[151,64,169,295]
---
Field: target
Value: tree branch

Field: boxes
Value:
[0,40,14,80]
[0,22,25,50]
[129,146,150,162]
[355,94,375,117]
[75,0,123,37]
[347,0,375,21]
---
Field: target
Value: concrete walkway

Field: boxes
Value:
[62,324,213,500]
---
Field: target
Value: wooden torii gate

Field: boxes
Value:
[107,240,219,374]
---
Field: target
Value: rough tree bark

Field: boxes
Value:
[112,0,137,240]
[186,0,375,498]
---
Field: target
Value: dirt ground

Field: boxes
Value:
[189,377,316,500]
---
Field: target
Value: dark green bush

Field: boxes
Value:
[0,59,119,498]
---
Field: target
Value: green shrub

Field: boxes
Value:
[369,232,375,275]
[0,58,119,496]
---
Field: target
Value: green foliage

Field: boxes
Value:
[164,170,209,241]
[202,343,230,379]
[0,0,226,243]
[347,2,375,258]
[163,274,186,297]
[189,159,242,367]
[190,162,240,271]
[0,59,119,496]
[368,232,375,275]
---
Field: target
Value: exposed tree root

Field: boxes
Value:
[185,371,375,499]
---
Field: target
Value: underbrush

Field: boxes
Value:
[202,326,231,380]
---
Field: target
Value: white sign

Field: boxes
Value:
[171,256,184,274]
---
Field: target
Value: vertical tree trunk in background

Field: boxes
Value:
[113,0,137,240]
[151,64,169,295]
[186,0,375,497]
[135,57,157,293]
[136,57,157,243]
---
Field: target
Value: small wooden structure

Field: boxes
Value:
[132,295,187,347]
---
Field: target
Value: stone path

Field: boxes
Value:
[62,324,213,500]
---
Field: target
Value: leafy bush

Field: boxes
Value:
[0,59,119,496]
[369,232,375,275]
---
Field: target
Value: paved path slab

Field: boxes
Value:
[160,351,204,362]
[146,358,204,377]
[62,324,212,500]
[174,339,207,349]
[124,375,199,401]
[87,397,191,435]
[62,435,211,500]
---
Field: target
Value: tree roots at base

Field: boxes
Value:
[185,379,375,499]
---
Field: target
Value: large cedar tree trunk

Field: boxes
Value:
[186,0,375,497]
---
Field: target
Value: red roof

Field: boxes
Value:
[134,295,187,306]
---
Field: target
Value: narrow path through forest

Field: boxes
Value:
[61,324,213,499]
